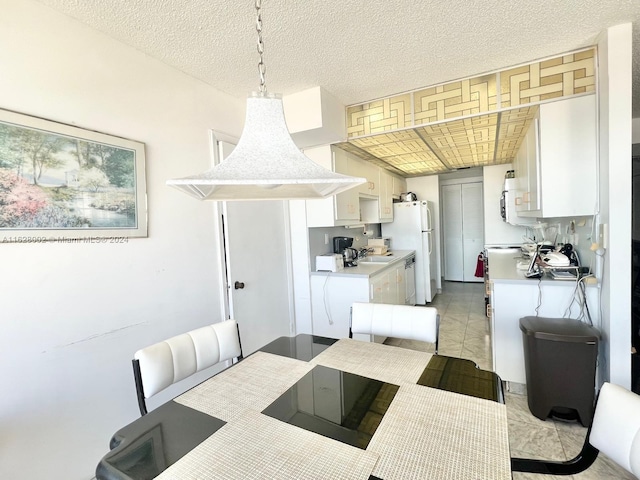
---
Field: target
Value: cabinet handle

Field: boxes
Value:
[486,304,493,318]
[523,191,530,203]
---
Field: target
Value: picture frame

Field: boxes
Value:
[0,109,147,243]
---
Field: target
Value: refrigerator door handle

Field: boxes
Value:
[427,231,433,254]
[426,205,432,231]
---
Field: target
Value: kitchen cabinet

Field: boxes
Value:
[305,145,399,227]
[378,170,394,222]
[309,252,412,340]
[392,175,407,198]
[358,158,380,197]
[514,116,540,214]
[487,250,599,384]
[514,94,597,219]
[305,145,359,227]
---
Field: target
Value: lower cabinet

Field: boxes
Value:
[310,264,408,341]
[491,280,599,385]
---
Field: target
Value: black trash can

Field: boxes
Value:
[519,316,600,426]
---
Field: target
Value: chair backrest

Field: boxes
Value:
[588,382,640,477]
[133,319,242,415]
[350,302,439,350]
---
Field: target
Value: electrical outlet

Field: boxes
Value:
[324,234,329,245]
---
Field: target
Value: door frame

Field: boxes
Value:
[209,130,296,334]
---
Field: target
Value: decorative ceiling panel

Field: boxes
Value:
[338,105,542,177]
[494,106,539,163]
[340,48,595,177]
[500,49,595,107]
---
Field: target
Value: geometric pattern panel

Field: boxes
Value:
[494,106,539,164]
[500,48,595,107]
[346,93,412,138]
[414,74,497,125]
[341,105,539,176]
[343,47,596,177]
[416,114,498,169]
[346,130,448,176]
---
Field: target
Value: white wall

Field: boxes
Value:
[0,1,244,479]
[597,23,633,389]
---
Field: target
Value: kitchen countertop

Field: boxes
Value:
[311,250,415,278]
[487,249,596,286]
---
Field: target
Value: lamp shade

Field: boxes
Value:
[167,93,365,201]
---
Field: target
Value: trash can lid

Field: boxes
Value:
[519,316,600,342]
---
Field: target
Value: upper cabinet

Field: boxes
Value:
[358,159,380,197]
[305,146,359,227]
[514,95,597,219]
[306,146,401,227]
[392,176,407,198]
[378,170,394,222]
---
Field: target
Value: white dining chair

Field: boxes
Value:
[511,382,640,477]
[349,302,439,353]
[132,319,243,415]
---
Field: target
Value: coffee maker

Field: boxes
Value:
[333,236,358,267]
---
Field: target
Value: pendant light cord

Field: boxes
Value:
[255,0,267,94]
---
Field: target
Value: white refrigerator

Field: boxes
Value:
[382,201,436,304]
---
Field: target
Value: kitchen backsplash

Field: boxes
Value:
[532,216,597,271]
[308,224,382,271]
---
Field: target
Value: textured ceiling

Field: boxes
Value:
[32,0,640,175]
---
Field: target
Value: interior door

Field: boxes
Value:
[461,182,484,282]
[442,182,484,282]
[442,184,464,281]
[215,135,293,355]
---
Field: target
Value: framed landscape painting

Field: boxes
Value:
[0,109,147,243]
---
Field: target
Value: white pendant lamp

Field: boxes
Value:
[167,1,365,201]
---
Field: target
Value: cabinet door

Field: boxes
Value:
[354,158,379,197]
[392,175,407,198]
[379,170,394,222]
[513,141,526,213]
[525,118,540,211]
[370,271,389,303]
[333,149,359,222]
[394,264,406,304]
[537,95,597,217]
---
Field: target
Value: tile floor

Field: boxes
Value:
[386,281,637,480]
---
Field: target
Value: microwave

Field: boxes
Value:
[500,176,535,226]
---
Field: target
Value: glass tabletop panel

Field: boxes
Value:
[258,334,338,361]
[262,365,399,450]
[417,355,504,403]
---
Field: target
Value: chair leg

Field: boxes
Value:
[132,359,148,416]
[511,442,599,475]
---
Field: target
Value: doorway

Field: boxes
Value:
[212,133,294,355]
[441,179,484,282]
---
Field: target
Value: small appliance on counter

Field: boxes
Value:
[315,253,344,272]
[333,236,358,267]
[367,237,391,256]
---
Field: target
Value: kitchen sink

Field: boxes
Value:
[357,256,395,264]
